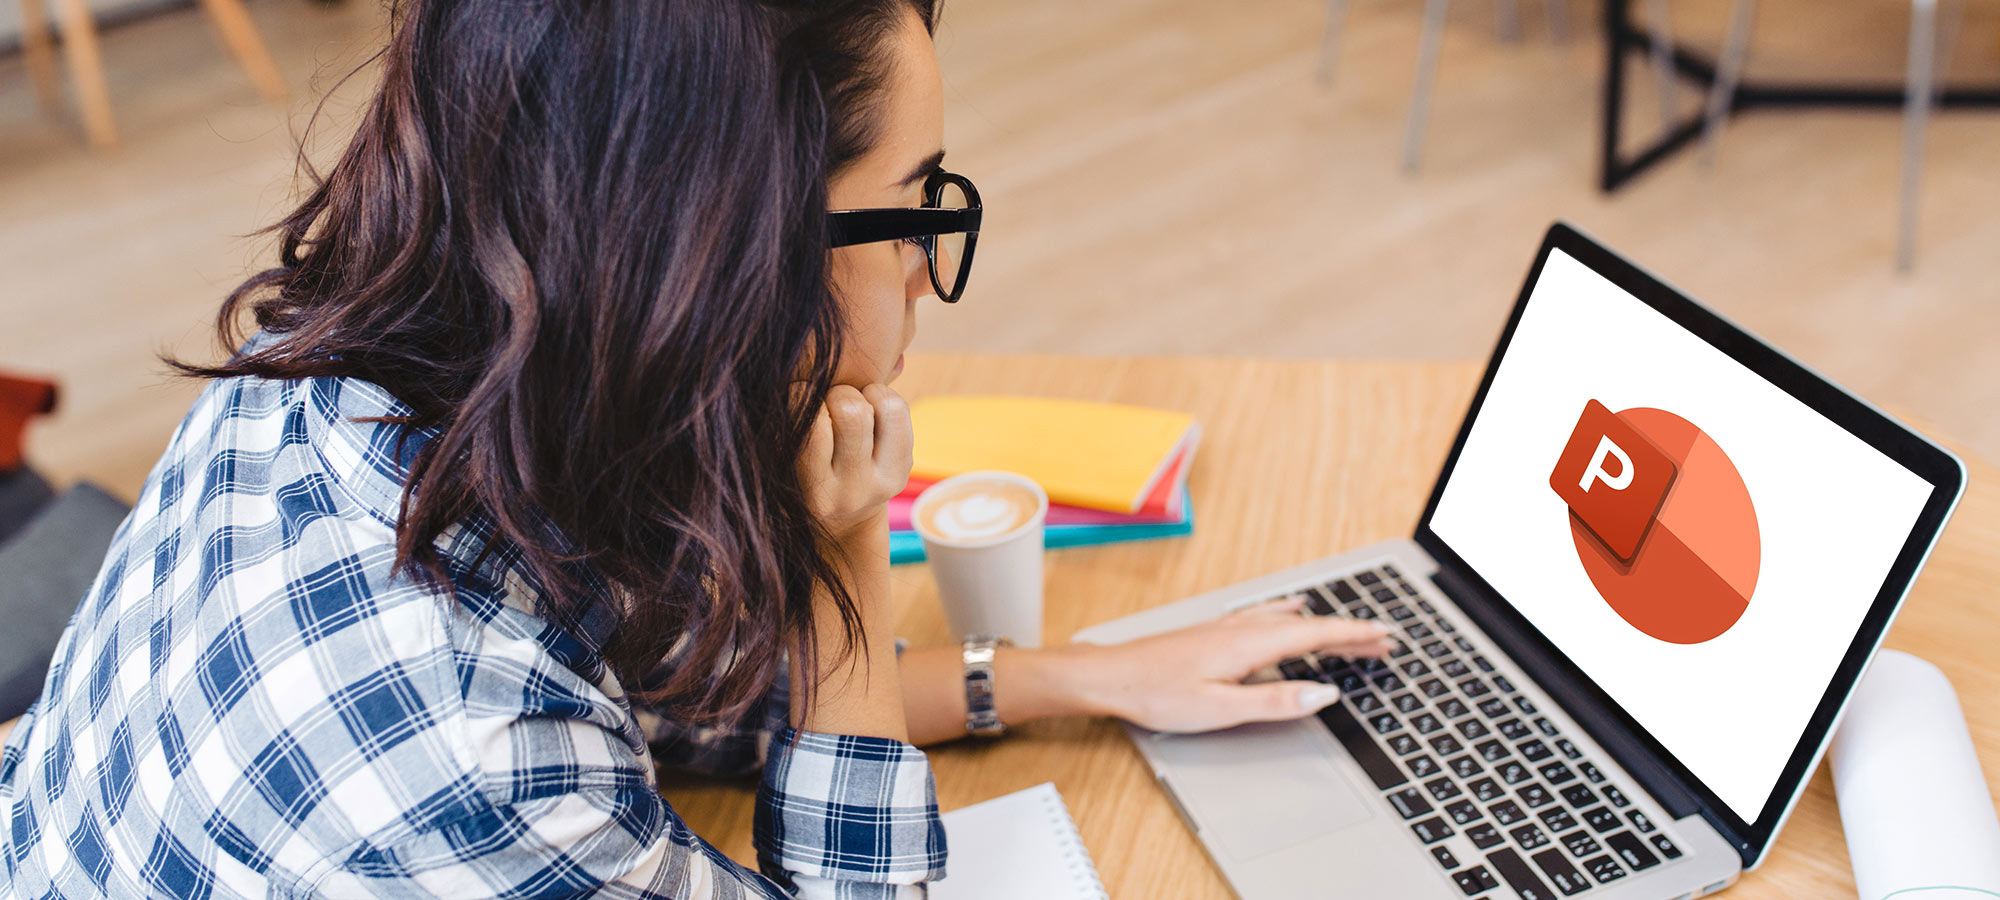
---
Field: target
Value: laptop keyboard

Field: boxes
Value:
[1270,564,1685,899]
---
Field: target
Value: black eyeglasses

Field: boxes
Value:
[828,170,981,303]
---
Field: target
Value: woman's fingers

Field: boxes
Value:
[1160,680,1345,733]
[861,383,912,485]
[825,384,875,481]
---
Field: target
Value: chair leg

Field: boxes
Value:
[1495,0,1521,41]
[1546,0,1570,43]
[1643,0,1678,133]
[1700,0,1756,168]
[1317,0,1351,86]
[17,0,65,117]
[1897,0,1938,272]
[52,0,116,148]
[1404,0,1451,173]
[196,0,287,102]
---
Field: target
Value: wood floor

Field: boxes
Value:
[2,0,1996,500]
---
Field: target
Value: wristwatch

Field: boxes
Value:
[962,634,1014,738]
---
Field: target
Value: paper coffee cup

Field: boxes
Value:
[910,470,1048,648]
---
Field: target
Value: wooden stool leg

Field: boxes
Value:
[52,0,116,148]
[17,0,65,116]
[196,0,288,102]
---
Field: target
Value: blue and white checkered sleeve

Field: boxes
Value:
[753,728,947,900]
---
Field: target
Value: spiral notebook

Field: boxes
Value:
[931,782,1108,900]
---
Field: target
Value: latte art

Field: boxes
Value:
[915,479,1040,542]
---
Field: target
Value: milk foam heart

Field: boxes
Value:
[919,482,1038,541]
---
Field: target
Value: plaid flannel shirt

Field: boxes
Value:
[0,366,946,898]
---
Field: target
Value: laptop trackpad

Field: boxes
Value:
[1152,719,1373,863]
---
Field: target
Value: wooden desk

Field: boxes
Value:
[664,353,2000,899]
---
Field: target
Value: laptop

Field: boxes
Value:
[1072,223,1967,900]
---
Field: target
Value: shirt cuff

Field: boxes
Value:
[752,726,947,890]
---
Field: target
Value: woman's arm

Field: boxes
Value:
[899,595,1398,745]
[790,512,909,742]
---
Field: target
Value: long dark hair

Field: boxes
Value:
[173,0,937,725]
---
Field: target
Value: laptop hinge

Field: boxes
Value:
[1429,565,1700,821]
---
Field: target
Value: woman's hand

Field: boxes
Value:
[1066,596,1397,734]
[796,383,913,545]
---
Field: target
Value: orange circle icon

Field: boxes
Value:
[1566,407,1759,644]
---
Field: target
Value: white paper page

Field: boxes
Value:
[930,782,1108,900]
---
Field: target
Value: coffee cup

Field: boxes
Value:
[910,470,1048,648]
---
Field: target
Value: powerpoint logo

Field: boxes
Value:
[1550,400,1760,644]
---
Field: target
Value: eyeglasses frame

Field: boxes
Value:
[827,170,981,303]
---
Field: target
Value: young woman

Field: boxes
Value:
[0,1,1392,896]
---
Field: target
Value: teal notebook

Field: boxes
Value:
[890,487,1193,565]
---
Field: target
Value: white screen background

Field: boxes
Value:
[1430,249,1934,820]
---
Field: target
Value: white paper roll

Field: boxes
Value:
[1829,649,2000,900]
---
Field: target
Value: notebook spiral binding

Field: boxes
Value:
[1040,787,1110,899]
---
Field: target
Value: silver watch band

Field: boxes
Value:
[962,635,1012,738]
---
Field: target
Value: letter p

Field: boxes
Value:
[1579,436,1634,493]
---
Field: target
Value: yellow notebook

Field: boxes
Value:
[909,395,1200,514]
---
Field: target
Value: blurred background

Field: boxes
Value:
[2,0,1996,502]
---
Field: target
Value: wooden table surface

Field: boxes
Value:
[663,353,2000,899]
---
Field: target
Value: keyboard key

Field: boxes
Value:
[1448,755,1484,779]
[1648,834,1683,859]
[1492,675,1518,694]
[1537,808,1578,833]
[1531,848,1592,896]
[1278,657,1317,681]
[1351,606,1377,619]
[1479,698,1510,718]
[1389,640,1413,658]
[1452,865,1499,896]
[1425,776,1462,801]
[1580,762,1606,784]
[1472,654,1496,673]
[1601,785,1629,807]
[1428,734,1464,756]
[1455,637,1477,653]
[1497,761,1532,784]
[1519,739,1553,762]
[1498,719,1532,741]
[1357,571,1381,586]
[1420,678,1451,698]
[1625,810,1656,833]
[1412,713,1443,734]
[1296,591,1332,617]
[1432,845,1461,870]
[1456,719,1490,740]
[1424,641,1452,658]
[1465,822,1505,849]
[1445,799,1482,825]
[1394,693,1424,714]
[1534,717,1560,737]
[1514,696,1538,715]
[1538,761,1576,785]
[1338,672,1367,693]
[1519,784,1556,808]
[1559,831,1600,858]
[1508,824,1551,851]
[1412,816,1454,844]
[1583,807,1622,833]
[1370,713,1403,735]
[1353,692,1384,714]
[1459,677,1492,697]
[1373,590,1398,607]
[1581,854,1626,884]
[1314,703,1407,789]
[1435,616,1457,633]
[1605,831,1661,870]
[1388,787,1433,819]
[1438,698,1470,719]
[1388,734,1421,756]
[1486,848,1558,900]
[1475,740,1511,763]
[1442,659,1472,678]
[1555,738,1582,760]
[1373,674,1404,692]
[1410,755,1441,778]
[1388,604,1417,621]
[1330,579,1361,603]
[1407,622,1434,640]
[1381,564,1401,578]
[1490,800,1527,825]
[1401,658,1432,677]
[1415,596,1435,612]
[1469,777,1504,802]
[1559,785,1598,808]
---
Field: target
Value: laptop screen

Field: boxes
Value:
[1426,247,1936,824]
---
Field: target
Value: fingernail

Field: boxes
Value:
[1299,684,1342,711]
[1369,620,1396,634]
